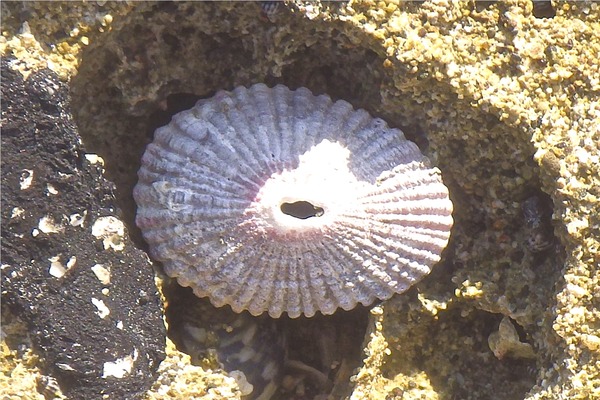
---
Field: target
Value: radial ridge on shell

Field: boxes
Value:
[134,83,453,318]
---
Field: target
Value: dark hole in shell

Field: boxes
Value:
[280,201,324,219]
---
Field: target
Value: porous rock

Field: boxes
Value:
[1,1,599,399]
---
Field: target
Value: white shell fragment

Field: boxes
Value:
[134,83,453,318]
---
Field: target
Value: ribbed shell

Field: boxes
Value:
[134,83,453,318]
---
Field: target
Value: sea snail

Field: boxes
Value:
[134,83,453,319]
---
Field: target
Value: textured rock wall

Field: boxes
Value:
[1,1,598,399]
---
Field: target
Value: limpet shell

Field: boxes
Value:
[134,83,453,318]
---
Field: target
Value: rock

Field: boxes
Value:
[1,1,598,399]
[0,58,165,399]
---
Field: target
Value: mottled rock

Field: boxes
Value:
[1,1,599,399]
[0,58,165,399]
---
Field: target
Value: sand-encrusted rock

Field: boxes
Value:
[1,1,598,399]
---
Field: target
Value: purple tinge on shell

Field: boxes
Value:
[134,83,453,318]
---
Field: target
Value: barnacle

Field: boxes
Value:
[134,83,453,318]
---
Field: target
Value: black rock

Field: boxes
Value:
[1,58,165,400]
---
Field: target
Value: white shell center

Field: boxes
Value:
[247,140,367,236]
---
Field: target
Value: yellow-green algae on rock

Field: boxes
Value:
[0,306,54,400]
[2,1,598,399]
[341,1,599,399]
[0,1,134,80]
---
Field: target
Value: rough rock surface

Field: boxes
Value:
[0,59,165,399]
[1,1,598,399]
